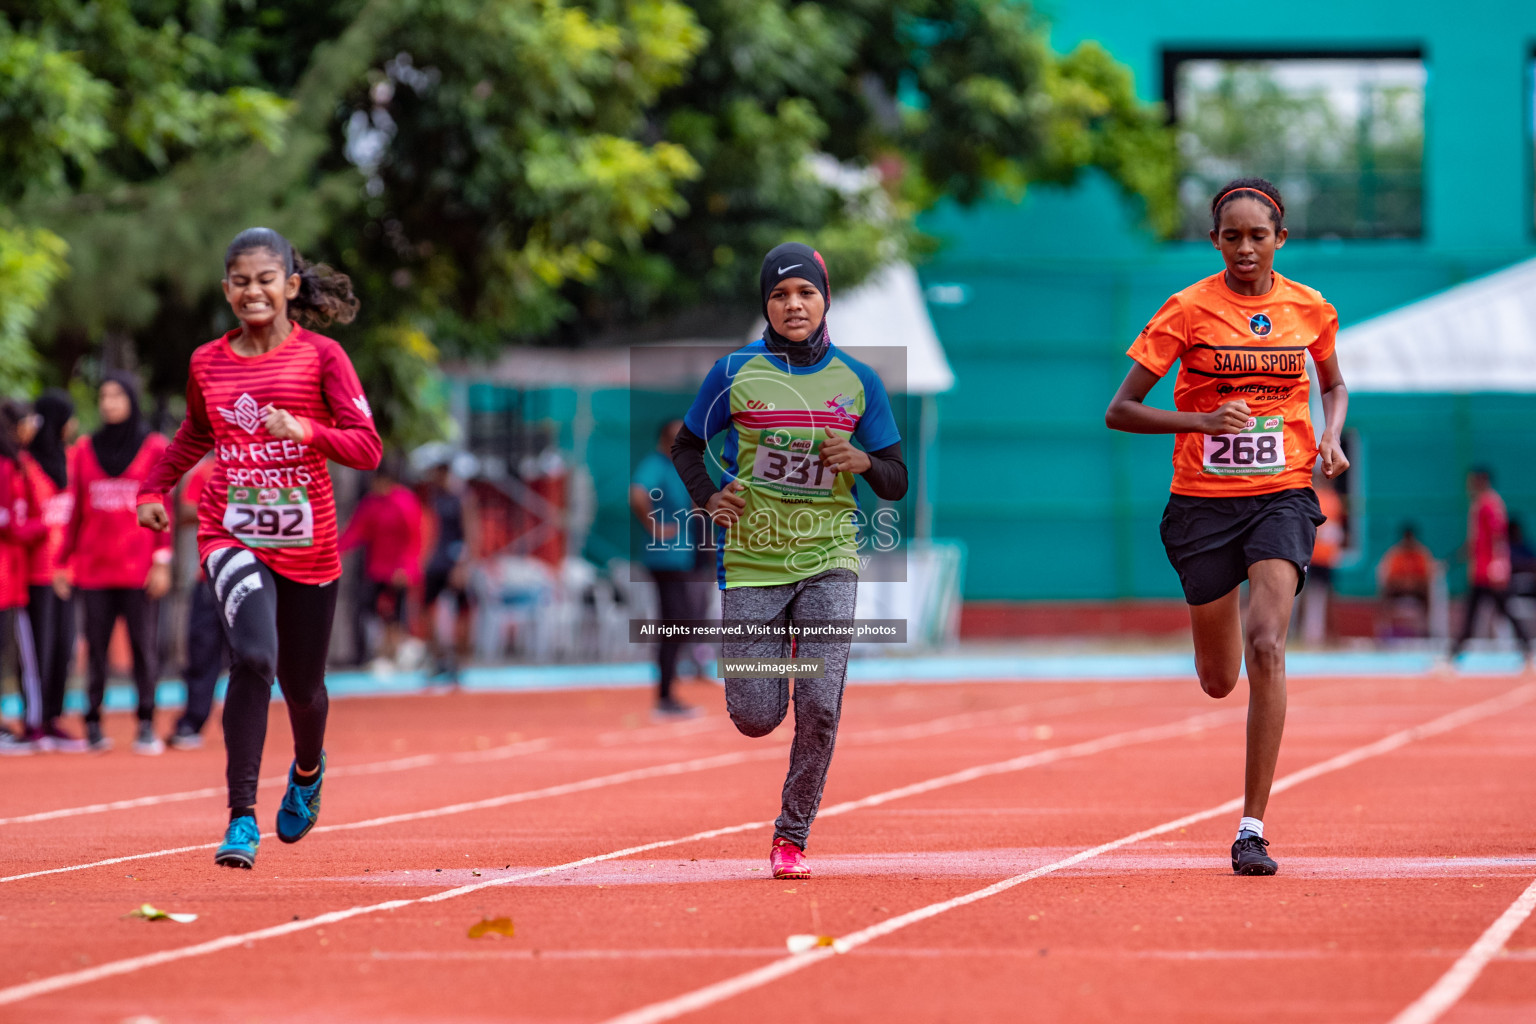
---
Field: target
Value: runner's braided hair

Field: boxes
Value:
[225,227,360,329]
[1211,177,1285,231]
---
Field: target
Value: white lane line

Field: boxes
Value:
[598,716,725,746]
[0,690,1143,883]
[0,686,1125,827]
[0,747,784,884]
[1387,874,1536,1024]
[599,682,1536,1024]
[0,738,554,827]
[0,701,1249,1004]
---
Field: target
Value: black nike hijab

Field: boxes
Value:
[27,389,73,489]
[759,242,831,368]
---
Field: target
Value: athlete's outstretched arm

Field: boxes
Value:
[1313,353,1349,478]
[297,341,383,471]
[1105,362,1250,436]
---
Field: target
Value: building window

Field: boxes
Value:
[1167,52,1426,240]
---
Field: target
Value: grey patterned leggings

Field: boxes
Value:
[721,568,857,849]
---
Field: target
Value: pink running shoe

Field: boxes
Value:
[770,836,810,880]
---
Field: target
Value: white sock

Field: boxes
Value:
[1236,816,1264,840]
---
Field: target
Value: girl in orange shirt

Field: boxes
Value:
[1106,178,1350,876]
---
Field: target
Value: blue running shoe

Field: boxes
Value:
[276,753,325,844]
[215,816,261,869]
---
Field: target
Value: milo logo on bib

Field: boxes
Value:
[750,429,834,497]
[1202,416,1286,476]
[223,484,315,547]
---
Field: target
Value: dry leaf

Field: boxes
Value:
[124,903,197,924]
[467,917,515,939]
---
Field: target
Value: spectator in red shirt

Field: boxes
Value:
[340,458,422,671]
[17,391,86,751]
[1450,467,1530,664]
[0,402,48,753]
[166,454,225,749]
[56,373,172,753]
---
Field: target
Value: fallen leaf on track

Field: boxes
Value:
[785,934,838,954]
[468,917,515,939]
[124,904,197,924]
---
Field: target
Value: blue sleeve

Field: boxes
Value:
[852,362,901,451]
[682,358,733,440]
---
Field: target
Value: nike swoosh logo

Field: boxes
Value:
[777,264,802,274]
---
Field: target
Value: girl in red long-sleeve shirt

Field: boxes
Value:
[17,391,86,752]
[0,403,47,754]
[138,227,381,870]
[56,374,171,754]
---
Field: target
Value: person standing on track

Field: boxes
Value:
[339,458,423,674]
[17,391,87,752]
[632,418,704,719]
[57,373,172,754]
[166,453,225,750]
[0,402,47,754]
[1106,178,1350,877]
[1448,467,1531,667]
[420,454,479,684]
[671,242,907,880]
[137,227,381,870]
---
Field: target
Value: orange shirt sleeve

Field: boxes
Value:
[1309,301,1339,363]
[1126,294,1188,377]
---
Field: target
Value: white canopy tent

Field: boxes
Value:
[462,260,955,395]
[1335,257,1536,393]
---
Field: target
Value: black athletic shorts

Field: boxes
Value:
[423,566,472,611]
[1159,486,1325,607]
[364,580,410,625]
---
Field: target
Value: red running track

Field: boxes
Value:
[1,674,1534,1023]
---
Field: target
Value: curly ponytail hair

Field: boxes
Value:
[225,227,360,329]
[1211,177,1285,232]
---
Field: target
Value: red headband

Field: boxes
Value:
[1216,187,1283,215]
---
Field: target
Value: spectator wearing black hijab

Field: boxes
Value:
[18,391,86,750]
[56,373,172,753]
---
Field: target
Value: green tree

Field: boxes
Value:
[345,0,1177,349]
[7,0,1176,446]
[1175,60,1424,238]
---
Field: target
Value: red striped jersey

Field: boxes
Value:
[139,325,383,584]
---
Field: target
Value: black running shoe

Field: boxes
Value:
[1231,834,1277,875]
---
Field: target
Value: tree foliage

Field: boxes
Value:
[1175,59,1424,238]
[4,0,1177,446]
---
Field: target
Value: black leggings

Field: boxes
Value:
[28,585,76,724]
[79,587,157,724]
[652,570,696,699]
[1452,585,1532,656]
[206,548,337,811]
[177,578,226,735]
[0,606,42,730]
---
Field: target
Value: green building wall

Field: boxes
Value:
[919,1,1536,600]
